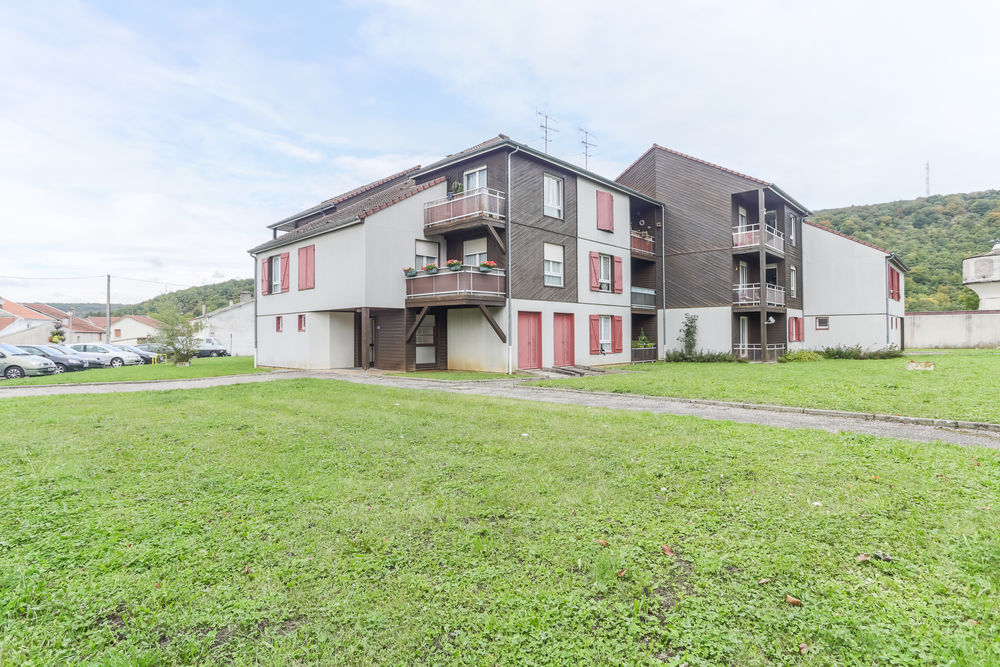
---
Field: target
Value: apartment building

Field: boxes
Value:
[248,135,663,372]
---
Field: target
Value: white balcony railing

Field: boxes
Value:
[734,343,786,362]
[405,267,506,300]
[424,187,505,228]
[733,283,785,307]
[732,224,761,248]
[765,225,784,253]
[630,286,656,309]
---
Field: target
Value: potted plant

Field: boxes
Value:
[479,260,497,273]
[403,267,417,277]
[446,259,463,271]
[422,263,439,274]
[447,182,464,200]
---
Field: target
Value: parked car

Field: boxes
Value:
[49,343,109,367]
[69,343,142,367]
[116,344,165,365]
[16,344,89,372]
[136,342,170,355]
[194,337,229,358]
[0,343,57,379]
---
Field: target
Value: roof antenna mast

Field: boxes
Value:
[580,127,597,170]
[925,160,930,197]
[536,110,559,154]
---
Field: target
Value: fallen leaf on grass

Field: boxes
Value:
[967,619,979,626]
[870,475,879,480]
[243,563,250,575]
[617,568,627,578]
[759,578,771,585]
[785,594,802,606]
[596,539,609,548]
[799,643,809,654]
[154,582,162,588]
[661,545,675,556]
[857,553,872,562]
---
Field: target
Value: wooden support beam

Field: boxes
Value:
[360,307,370,368]
[405,306,429,342]
[478,304,506,343]
[485,224,506,254]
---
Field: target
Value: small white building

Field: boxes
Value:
[194,292,255,356]
[88,315,164,345]
[802,222,908,351]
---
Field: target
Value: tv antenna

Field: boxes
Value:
[537,110,559,153]
[925,160,930,196]
[580,127,597,169]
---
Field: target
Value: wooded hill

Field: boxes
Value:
[107,278,254,318]
[810,189,1000,311]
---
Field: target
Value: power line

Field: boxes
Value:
[0,274,105,280]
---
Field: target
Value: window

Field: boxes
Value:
[788,214,797,246]
[543,243,563,287]
[463,166,487,191]
[738,206,748,230]
[114,329,121,338]
[543,174,564,218]
[889,267,902,301]
[816,316,829,330]
[298,314,306,332]
[788,316,804,342]
[415,240,439,269]
[298,245,315,290]
[271,256,281,294]
[790,266,798,298]
[596,191,614,231]
[599,254,612,292]
[275,316,283,332]
[599,315,611,353]
[415,314,436,365]
[464,238,487,267]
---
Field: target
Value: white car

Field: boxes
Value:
[70,343,142,368]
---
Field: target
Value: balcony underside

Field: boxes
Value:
[732,304,786,313]
[424,214,505,237]
[732,244,784,259]
[406,293,506,307]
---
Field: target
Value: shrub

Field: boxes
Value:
[779,350,824,363]
[664,350,745,363]
[822,345,864,359]
[677,314,698,355]
[867,345,903,359]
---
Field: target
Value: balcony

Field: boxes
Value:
[732,223,784,254]
[424,187,505,235]
[631,286,656,310]
[631,346,657,363]
[734,343,786,362]
[630,230,655,258]
[405,267,506,306]
[732,283,785,308]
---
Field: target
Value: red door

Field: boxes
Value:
[517,311,542,369]
[553,313,574,367]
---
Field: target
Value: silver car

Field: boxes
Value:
[69,343,142,367]
[0,343,58,379]
[50,343,107,367]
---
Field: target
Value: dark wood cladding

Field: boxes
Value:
[445,227,506,263]
[404,306,447,371]
[414,149,510,201]
[373,309,405,371]
[631,258,657,290]
[508,153,578,302]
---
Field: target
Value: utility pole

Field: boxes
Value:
[536,110,559,154]
[925,161,930,197]
[68,307,74,344]
[105,274,111,342]
[580,127,597,170]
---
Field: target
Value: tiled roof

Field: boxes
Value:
[23,302,68,319]
[250,176,447,254]
[126,315,164,328]
[320,166,421,206]
[0,297,53,320]
[617,144,772,186]
[412,135,511,176]
[0,317,15,332]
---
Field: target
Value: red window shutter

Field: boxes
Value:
[613,256,623,293]
[611,316,623,353]
[589,252,600,291]
[596,191,614,231]
[280,253,290,292]
[261,257,270,295]
[298,245,315,290]
[788,318,794,341]
[298,247,307,289]
[275,316,282,332]
[589,315,600,354]
[307,246,315,288]
[797,318,803,341]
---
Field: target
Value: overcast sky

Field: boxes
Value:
[2,0,998,303]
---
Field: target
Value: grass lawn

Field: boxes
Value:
[532,348,1000,423]
[1,380,998,664]
[388,370,532,381]
[1,356,268,386]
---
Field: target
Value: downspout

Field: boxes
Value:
[885,254,891,346]
[252,254,258,368]
[659,202,666,358]
[505,145,520,374]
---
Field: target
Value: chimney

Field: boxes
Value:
[229,299,234,306]
[239,290,252,303]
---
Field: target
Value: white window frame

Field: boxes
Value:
[816,316,830,330]
[298,314,306,332]
[463,166,487,192]
[543,243,563,287]
[790,266,798,298]
[599,254,612,292]
[543,174,564,219]
[599,315,612,354]
[738,206,748,231]
[271,256,281,294]
[464,238,487,267]
[415,240,439,269]
[788,214,797,246]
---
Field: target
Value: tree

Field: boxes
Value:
[678,314,698,355]
[152,301,202,365]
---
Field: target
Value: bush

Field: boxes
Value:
[779,350,824,363]
[821,344,903,360]
[664,350,746,363]
[867,345,904,359]
[677,314,698,355]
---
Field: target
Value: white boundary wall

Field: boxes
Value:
[905,311,1000,348]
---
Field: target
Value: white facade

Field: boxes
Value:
[0,321,53,345]
[447,306,507,372]
[802,223,905,351]
[662,306,732,354]
[511,299,632,369]
[108,317,161,345]
[194,299,255,356]
[905,311,1000,348]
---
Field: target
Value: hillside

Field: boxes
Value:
[109,278,254,318]
[49,302,128,315]
[811,190,1000,311]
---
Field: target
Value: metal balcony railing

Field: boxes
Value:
[405,267,506,300]
[733,223,785,254]
[631,286,656,309]
[424,187,505,228]
[733,283,785,307]
[734,343,786,362]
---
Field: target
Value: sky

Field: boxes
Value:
[2,0,998,303]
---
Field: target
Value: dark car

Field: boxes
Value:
[116,344,165,365]
[16,344,90,373]
[136,342,170,355]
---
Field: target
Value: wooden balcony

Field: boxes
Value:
[405,267,506,306]
[630,230,655,258]
[631,346,657,363]
[423,187,505,235]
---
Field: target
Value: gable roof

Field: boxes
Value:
[0,297,53,320]
[22,302,69,319]
[618,144,810,214]
[804,220,909,271]
[249,176,447,255]
[0,317,15,333]
[267,166,422,231]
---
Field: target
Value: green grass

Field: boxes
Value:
[2,356,268,386]
[388,370,531,381]
[534,348,1000,423]
[1,380,998,665]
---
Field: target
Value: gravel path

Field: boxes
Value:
[2,369,998,449]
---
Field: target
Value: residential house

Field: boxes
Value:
[193,291,255,356]
[0,298,105,344]
[87,315,164,345]
[21,303,106,343]
[249,135,664,372]
[616,145,907,358]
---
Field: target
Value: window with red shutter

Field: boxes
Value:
[261,257,271,295]
[589,315,600,354]
[298,245,315,290]
[596,191,614,231]
[613,256,623,294]
[589,252,600,291]
[275,316,283,332]
[298,314,306,331]
[611,316,623,353]
[280,252,290,292]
